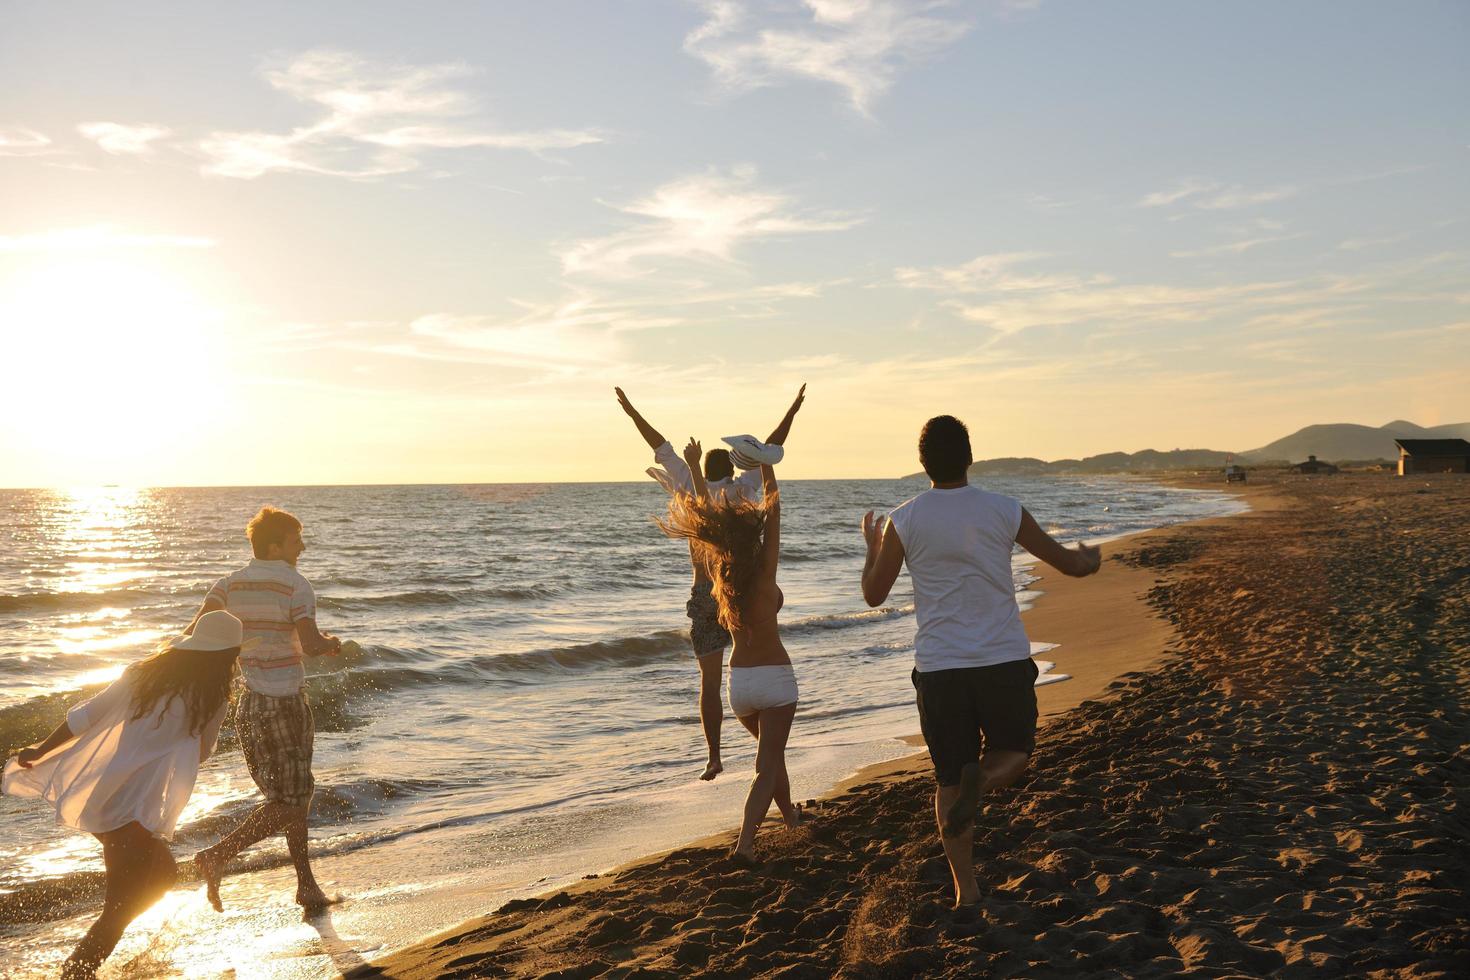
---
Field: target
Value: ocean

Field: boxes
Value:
[0,477,1245,977]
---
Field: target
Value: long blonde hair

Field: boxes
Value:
[658,491,775,633]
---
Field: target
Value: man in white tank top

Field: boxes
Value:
[861,415,1101,908]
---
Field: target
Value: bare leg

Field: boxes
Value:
[194,801,302,912]
[696,651,725,780]
[734,702,796,859]
[64,824,177,979]
[943,750,1030,837]
[937,749,1030,908]
[735,711,797,825]
[285,815,329,911]
[935,784,979,907]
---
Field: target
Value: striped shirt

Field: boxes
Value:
[206,559,316,697]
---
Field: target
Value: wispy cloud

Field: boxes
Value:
[0,225,215,251]
[0,127,52,157]
[560,165,861,278]
[1338,233,1409,251]
[1170,231,1307,259]
[684,0,971,114]
[78,122,170,155]
[199,49,602,179]
[1139,177,1297,211]
[894,251,1109,293]
[890,251,1436,336]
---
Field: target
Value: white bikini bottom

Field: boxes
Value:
[728,664,798,718]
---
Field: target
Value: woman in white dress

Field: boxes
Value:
[3,611,253,980]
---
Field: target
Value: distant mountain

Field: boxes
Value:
[898,419,1470,478]
[1240,420,1470,463]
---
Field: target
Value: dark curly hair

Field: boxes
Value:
[919,415,973,482]
[658,492,775,632]
[128,643,240,736]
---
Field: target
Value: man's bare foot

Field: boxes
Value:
[194,851,224,913]
[700,759,723,781]
[296,884,335,914]
[942,762,983,838]
[781,803,804,829]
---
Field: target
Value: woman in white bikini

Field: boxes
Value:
[661,438,801,863]
[3,611,252,979]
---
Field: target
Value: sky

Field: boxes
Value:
[1,0,1467,487]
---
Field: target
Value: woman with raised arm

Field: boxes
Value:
[2,611,252,979]
[661,439,801,864]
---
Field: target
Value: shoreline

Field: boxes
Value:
[365,481,1274,977]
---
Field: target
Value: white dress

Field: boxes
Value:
[2,671,224,839]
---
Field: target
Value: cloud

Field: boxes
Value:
[78,122,170,155]
[1338,233,1409,251]
[894,251,1110,293]
[0,128,52,157]
[0,225,215,251]
[1139,177,1297,211]
[560,165,861,277]
[1170,232,1307,259]
[891,251,1414,336]
[199,49,602,179]
[684,0,971,114]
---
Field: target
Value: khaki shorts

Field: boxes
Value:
[237,690,315,808]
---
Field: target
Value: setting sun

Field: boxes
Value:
[2,255,232,472]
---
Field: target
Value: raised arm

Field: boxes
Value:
[764,383,806,446]
[1015,508,1101,578]
[682,438,710,501]
[861,513,905,607]
[759,464,781,574]
[615,387,666,451]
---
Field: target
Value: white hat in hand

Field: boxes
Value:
[168,610,260,653]
[721,434,784,470]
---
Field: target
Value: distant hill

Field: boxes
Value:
[903,448,1235,479]
[1240,420,1470,463]
[898,419,1470,478]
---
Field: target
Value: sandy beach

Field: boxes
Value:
[363,473,1468,979]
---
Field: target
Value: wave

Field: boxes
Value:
[0,589,165,614]
[318,584,559,610]
[783,604,915,635]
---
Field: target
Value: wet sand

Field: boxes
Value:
[364,474,1469,979]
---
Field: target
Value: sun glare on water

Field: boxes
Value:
[1,256,232,476]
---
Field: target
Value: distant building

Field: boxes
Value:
[1395,438,1470,475]
[1292,454,1339,475]
[1224,465,1247,483]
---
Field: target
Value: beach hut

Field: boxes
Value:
[1394,438,1470,475]
[1224,465,1247,483]
[1292,454,1339,475]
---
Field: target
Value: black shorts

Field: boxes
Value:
[912,658,1039,787]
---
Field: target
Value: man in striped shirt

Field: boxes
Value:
[188,506,341,914]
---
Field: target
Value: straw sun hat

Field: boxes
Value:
[168,610,260,653]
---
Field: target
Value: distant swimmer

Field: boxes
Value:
[3,612,251,979]
[614,385,806,781]
[186,507,342,915]
[861,415,1100,909]
[660,437,803,863]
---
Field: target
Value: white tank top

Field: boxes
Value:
[888,484,1031,672]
